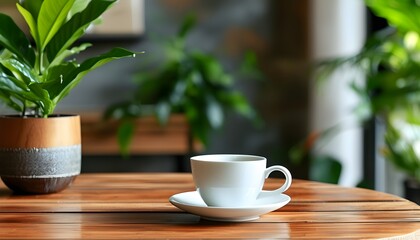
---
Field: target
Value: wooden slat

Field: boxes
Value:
[0,200,417,213]
[0,222,418,239]
[0,211,419,224]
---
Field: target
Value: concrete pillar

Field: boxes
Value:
[309,0,366,187]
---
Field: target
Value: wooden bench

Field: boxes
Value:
[79,113,202,171]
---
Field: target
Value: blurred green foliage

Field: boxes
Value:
[309,155,342,184]
[291,0,420,184]
[383,107,420,182]
[105,14,262,155]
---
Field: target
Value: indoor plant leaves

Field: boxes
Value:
[0,0,138,117]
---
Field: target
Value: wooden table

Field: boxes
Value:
[0,173,419,239]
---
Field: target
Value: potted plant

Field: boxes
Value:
[105,14,261,155]
[301,0,420,203]
[0,0,137,194]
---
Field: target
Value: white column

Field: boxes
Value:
[309,0,366,187]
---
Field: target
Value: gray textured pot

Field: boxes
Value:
[0,115,81,194]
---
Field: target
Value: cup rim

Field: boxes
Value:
[190,154,266,163]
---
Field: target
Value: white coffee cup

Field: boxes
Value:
[190,154,292,207]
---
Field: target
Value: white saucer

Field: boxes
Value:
[169,191,291,222]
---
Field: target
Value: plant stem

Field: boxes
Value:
[21,104,26,117]
[39,52,44,75]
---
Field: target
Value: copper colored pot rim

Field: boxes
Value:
[0,114,81,148]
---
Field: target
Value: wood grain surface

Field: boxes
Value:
[0,173,419,239]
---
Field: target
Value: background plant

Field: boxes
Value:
[0,0,137,117]
[291,0,420,184]
[383,106,420,182]
[105,14,262,154]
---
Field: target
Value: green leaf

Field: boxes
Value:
[0,54,13,75]
[309,155,342,184]
[41,62,78,100]
[21,0,43,21]
[0,71,29,93]
[178,14,196,39]
[239,51,263,79]
[0,74,37,103]
[16,3,40,48]
[0,89,23,112]
[222,91,255,118]
[0,58,38,85]
[48,43,92,68]
[0,13,35,67]
[117,120,135,157]
[69,0,91,18]
[46,48,137,103]
[193,53,232,86]
[365,0,420,34]
[46,0,117,62]
[187,110,209,146]
[27,82,54,115]
[38,0,76,50]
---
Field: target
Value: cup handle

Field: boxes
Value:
[259,165,292,199]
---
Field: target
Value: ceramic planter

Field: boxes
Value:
[0,115,81,194]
